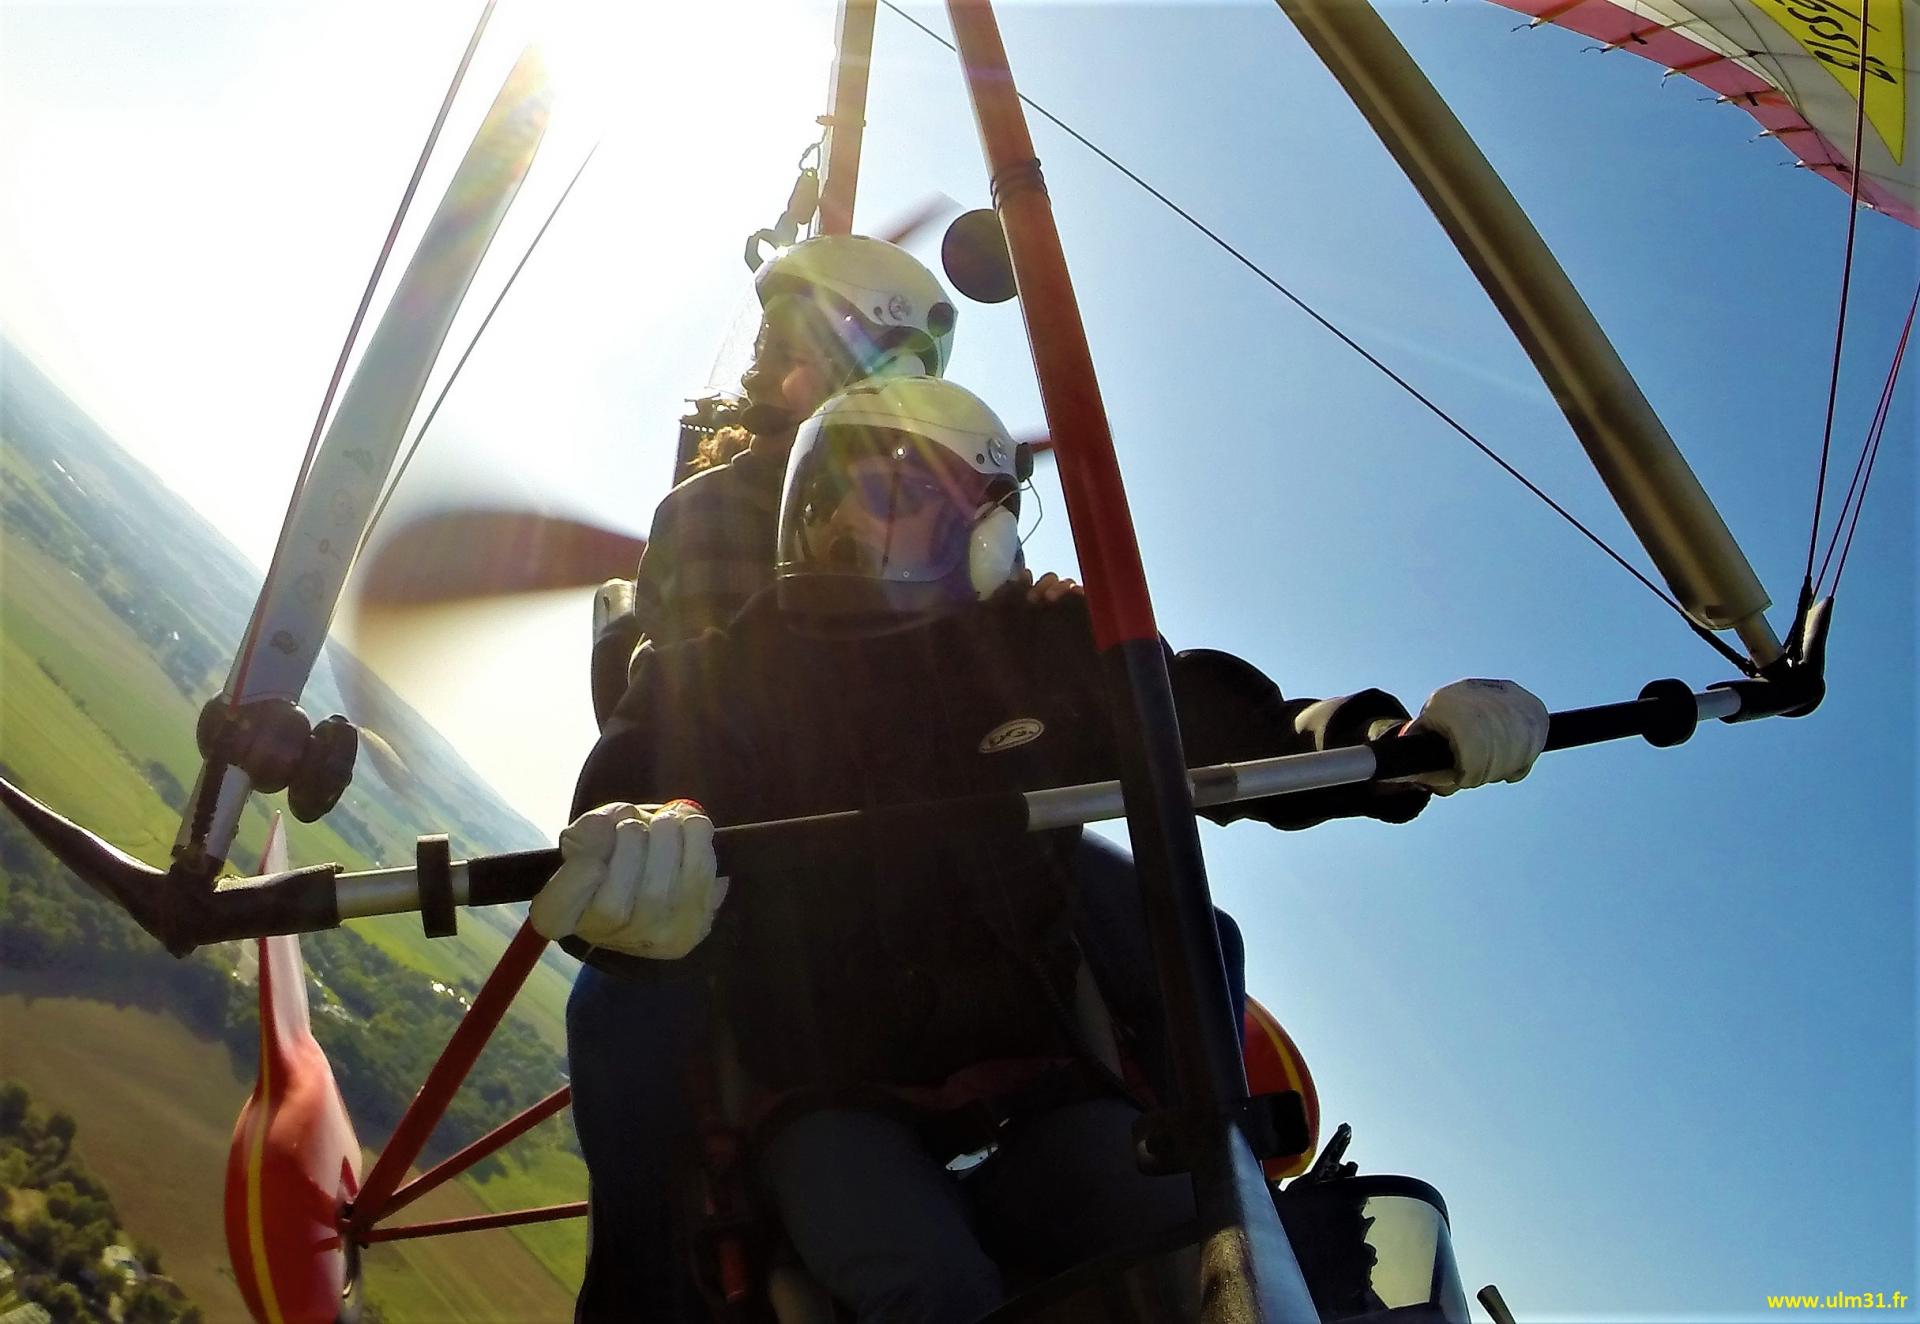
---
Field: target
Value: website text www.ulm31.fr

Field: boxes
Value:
[1766,1291,1909,1310]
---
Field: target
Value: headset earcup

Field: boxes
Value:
[969,506,1022,598]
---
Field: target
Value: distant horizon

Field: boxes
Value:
[0,334,551,856]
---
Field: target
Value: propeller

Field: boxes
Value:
[353,507,647,607]
[330,506,647,827]
[877,192,962,247]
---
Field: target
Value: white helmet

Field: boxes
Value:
[755,235,958,380]
[777,376,1027,630]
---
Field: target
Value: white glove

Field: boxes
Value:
[1408,679,1549,795]
[530,800,728,959]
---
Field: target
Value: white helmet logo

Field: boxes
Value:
[887,293,913,323]
[979,717,1045,753]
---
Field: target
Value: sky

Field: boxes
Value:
[0,1,1914,1320]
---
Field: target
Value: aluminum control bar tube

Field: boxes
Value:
[279,681,1760,929]
[1274,0,1784,668]
[0,664,1817,954]
[941,3,1311,1317]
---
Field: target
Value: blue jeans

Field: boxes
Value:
[565,833,1248,1320]
[1070,833,1248,1096]
[759,1098,1195,1324]
[567,962,707,1322]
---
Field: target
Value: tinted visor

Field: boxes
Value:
[755,284,940,388]
[778,422,1003,624]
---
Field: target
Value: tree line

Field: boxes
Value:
[0,1081,198,1324]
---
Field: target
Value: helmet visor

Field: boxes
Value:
[778,421,1000,622]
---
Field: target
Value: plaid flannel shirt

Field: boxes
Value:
[630,444,786,647]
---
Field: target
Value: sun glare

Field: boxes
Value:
[534,0,832,158]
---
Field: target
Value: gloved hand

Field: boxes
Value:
[591,578,637,637]
[530,800,727,959]
[1407,679,1549,795]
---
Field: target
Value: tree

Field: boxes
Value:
[31,1278,89,1323]
[42,1111,75,1156]
[0,1081,29,1133]
[0,1142,30,1187]
[122,1282,175,1324]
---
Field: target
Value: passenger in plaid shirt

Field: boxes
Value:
[589,235,958,726]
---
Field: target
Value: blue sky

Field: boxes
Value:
[0,2,1913,1319]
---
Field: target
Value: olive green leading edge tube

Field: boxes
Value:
[1275,0,1784,669]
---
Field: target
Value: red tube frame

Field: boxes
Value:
[377,1085,573,1221]
[359,1202,589,1245]
[944,0,1247,1114]
[347,920,552,1233]
[945,4,1316,1317]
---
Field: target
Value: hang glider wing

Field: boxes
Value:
[1488,0,1918,227]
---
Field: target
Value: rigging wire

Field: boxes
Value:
[1815,279,1916,593]
[1801,0,1876,601]
[878,0,1752,674]
[1826,283,1916,600]
[357,144,602,561]
[231,0,497,699]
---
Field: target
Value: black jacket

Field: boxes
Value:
[575,590,1425,1093]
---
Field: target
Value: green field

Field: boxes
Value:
[1,506,589,1314]
[0,523,575,1038]
[0,985,579,1323]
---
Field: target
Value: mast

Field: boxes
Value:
[944,3,1319,1318]
[1275,0,1786,669]
[817,0,878,236]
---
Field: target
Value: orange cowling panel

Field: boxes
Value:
[1242,996,1320,1180]
[223,821,363,1324]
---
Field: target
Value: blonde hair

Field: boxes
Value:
[688,424,752,473]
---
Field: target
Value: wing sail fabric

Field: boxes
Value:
[1489,0,1918,227]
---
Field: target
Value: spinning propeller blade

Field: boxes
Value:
[875,192,961,247]
[353,507,647,606]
